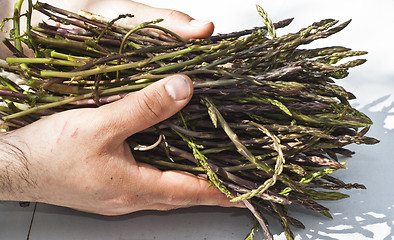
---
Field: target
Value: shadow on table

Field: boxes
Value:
[32,204,254,240]
[277,96,394,240]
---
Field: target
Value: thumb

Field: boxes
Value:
[96,74,193,142]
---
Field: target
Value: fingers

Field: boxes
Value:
[141,166,245,209]
[86,0,214,40]
[126,1,214,40]
[95,75,193,143]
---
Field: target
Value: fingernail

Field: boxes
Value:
[165,75,192,101]
[189,19,211,27]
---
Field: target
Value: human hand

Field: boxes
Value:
[2,75,242,215]
[84,0,215,40]
[0,2,242,215]
[0,0,214,58]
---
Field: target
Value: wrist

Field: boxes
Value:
[0,131,37,202]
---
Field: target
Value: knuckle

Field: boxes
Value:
[167,9,184,18]
[192,180,207,205]
[165,181,206,206]
[136,89,164,123]
[166,192,183,205]
[114,195,134,207]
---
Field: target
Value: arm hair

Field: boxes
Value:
[0,132,35,201]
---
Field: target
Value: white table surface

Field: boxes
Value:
[1,0,394,239]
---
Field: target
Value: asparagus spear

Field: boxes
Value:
[0,2,379,239]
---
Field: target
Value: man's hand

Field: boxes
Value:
[0,1,243,215]
[2,74,242,215]
[0,0,214,58]
[86,0,215,40]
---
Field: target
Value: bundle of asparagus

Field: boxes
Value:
[0,1,379,239]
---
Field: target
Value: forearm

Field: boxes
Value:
[0,132,35,201]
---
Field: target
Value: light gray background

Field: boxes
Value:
[1,0,394,239]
